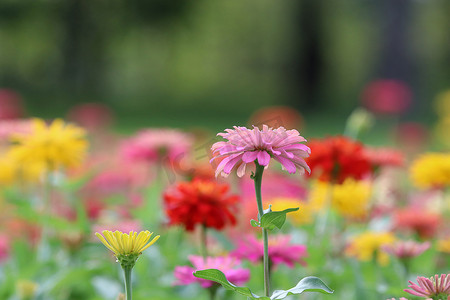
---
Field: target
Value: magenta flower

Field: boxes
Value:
[384,240,430,259]
[174,255,250,288]
[211,125,310,178]
[231,234,307,268]
[0,234,10,262]
[405,274,450,299]
[121,129,192,164]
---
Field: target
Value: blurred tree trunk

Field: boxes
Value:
[377,0,414,82]
[286,0,325,110]
[60,0,106,98]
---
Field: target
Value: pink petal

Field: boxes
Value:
[223,155,244,174]
[274,156,297,174]
[404,288,425,297]
[236,163,247,177]
[257,151,271,166]
[214,153,241,177]
[242,151,259,163]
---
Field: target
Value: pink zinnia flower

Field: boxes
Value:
[404,274,450,299]
[211,125,310,178]
[67,102,114,130]
[0,89,25,120]
[383,240,430,259]
[121,129,192,164]
[231,234,307,268]
[174,255,250,288]
[0,119,32,141]
[0,234,10,262]
[361,79,412,115]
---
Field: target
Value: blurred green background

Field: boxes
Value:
[0,0,449,132]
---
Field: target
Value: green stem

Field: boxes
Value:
[253,163,270,297]
[207,285,218,300]
[262,228,270,296]
[314,183,333,244]
[123,266,133,300]
[37,171,52,261]
[200,224,208,261]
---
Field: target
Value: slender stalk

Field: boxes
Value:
[37,171,52,261]
[262,228,270,296]
[253,163,270,297]
[207,285,218,300]
[314,182,333,241]
[123,266,133,300]
[200,224,208,261]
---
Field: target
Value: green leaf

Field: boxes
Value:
[259,207,299,230]
[270,276,334,299]
[193,269,269,299]
[193,269,334,300]
[250,219,260,227]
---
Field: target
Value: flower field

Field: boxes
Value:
[0,102,449,300]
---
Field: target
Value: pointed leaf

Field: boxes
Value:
[260,207,299,230]
[193,269,270,299]
[270,276,334,299]
[250,219,260,227]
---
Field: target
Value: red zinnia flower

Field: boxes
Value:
[306,136,371,183]
[163,179,239,231]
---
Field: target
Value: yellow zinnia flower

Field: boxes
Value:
[332,179,371,219]
[410,153,450,189]
[9,118,88,172]
[16,280,38,300]
[270,197,314,225]
[96,230,160,269]
[96,230,160,256]
[346,231,396,265]
[96,230,160,299]
[437,237,450,254]
[308,181,329,212]
[0,151,44,185]
[309,179,372,219]
[0,155,15,186]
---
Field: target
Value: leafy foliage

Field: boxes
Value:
[193,269,333,299]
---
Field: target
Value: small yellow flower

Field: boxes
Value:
[0,155,15,186]
[434,90,450,117]
[96,230,160,257]
[16,279,38,300]
[0,151,44,185]
[437,237,450,254]
[9,118,88,172]
[308,181,329,212]
[332,179,371,219]
[434,117,450,148]
[270,197,314,225]
[309,179,372,219]
[410,153,450,189]
[346,231,396,265]
[96,230,160,271]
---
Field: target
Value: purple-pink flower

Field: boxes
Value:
[174,255,250,288]
[231,234,307,268]
[211,125,310,178]
[121,129,192,164]
[404,274,450,299]
[383,240,430,259]
[0,233,10,262]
